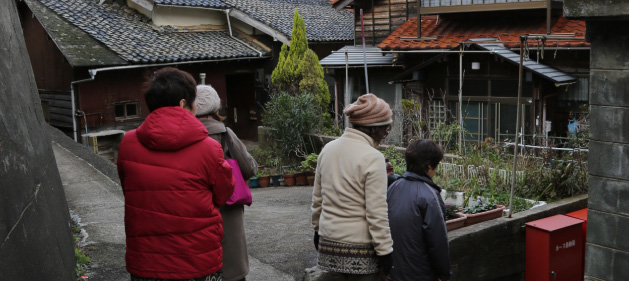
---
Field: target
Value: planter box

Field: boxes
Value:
[446,213,467,231]
[463,204,506,226]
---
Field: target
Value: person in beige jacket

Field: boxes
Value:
[312,94,394,281]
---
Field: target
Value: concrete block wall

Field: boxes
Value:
[0,0,76,279]
[564,1,629,280]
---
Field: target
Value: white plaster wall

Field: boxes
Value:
[152,5,226,26]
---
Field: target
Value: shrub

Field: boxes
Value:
[262,92,321,164]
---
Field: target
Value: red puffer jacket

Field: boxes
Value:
[117,106,235,279]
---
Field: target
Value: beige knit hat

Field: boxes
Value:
[343,94,393,126]
[195,85,221,117]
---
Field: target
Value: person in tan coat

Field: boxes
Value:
[196,85,257,281]
[312,94,394,281]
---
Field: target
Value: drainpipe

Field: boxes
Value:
[70,77,95,142]
[225,9,264,57]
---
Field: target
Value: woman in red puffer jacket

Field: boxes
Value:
[117,67,235,281]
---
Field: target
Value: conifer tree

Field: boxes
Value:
[298,49,330,109]
[269,9,331,127]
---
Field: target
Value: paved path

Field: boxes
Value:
[52,139,304,281]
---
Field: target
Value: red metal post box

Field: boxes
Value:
[526,215,584,281]
[565,208,588,281]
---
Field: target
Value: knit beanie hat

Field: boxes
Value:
[344,94,393,126]
[195,84,221,117]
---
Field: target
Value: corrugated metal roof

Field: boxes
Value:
[320,46,397,68]
[475,41,577,85]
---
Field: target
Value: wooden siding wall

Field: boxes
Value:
[355,0,416,46]
[19,6,73,91]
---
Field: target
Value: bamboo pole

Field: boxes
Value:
[360,9,370,94]
[508,36,526,218]
[458,44,463,154]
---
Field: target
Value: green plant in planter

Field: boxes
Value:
[301,153,318,172]
[462,199,497,214]
[444,204,460,220]
[256,170,269,178]
[284,167,298,175]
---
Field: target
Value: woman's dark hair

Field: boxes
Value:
[144,67,197,112]
[405,139,443,175]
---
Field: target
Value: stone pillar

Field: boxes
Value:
[564,1,629,280]
[0,0,76,279]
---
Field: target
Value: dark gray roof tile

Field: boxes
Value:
[24,0,126,67]
[37,0,266,64]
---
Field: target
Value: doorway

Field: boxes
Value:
[225,73,258,140]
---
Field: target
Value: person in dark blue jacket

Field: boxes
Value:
[387,139,451,281]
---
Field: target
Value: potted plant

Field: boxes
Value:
[257,170,271,188]
[301,153,318,186]
[269,168,283,187]
[445,204,466,231]
[281,167,295,187]
[249,176,260,188]
[462,199,505,226]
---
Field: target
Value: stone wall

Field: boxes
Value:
[0,1,76,279]
[564,1,629,280]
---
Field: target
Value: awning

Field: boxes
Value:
[320,46,399,69]
[474,40,578,86]
[389,39,578,86]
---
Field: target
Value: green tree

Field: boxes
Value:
[269,9,332,129]
[298,49,330,109]
[271,9,308,94]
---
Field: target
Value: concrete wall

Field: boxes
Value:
[448,195,587,281]
[0,0,76,280]
[564,1,629,280]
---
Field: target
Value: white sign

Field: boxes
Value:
[555,239,576,252]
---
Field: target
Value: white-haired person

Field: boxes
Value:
[312,94,394,280]
[196,85,257,281]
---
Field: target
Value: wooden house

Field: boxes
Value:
[18,0,353,145]
[326,0,589,145]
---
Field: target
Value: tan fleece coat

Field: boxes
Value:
[311,128,394,256]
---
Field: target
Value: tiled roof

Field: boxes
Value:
[153,0,230,8]
[378,16,589,50]
[225,0,354,41]
[157,0,354,41]
[37,0,266,64]
[24,0,126,67]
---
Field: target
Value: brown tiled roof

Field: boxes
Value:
[378,16,589,50]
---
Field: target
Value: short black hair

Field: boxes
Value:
[405,139,443,175]
[144,67,197,112]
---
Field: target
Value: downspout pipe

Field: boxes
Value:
[225,9,264,57]
[70,77,95,142]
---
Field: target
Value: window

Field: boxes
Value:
[428,100,446,130]
[114,102,140,120]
